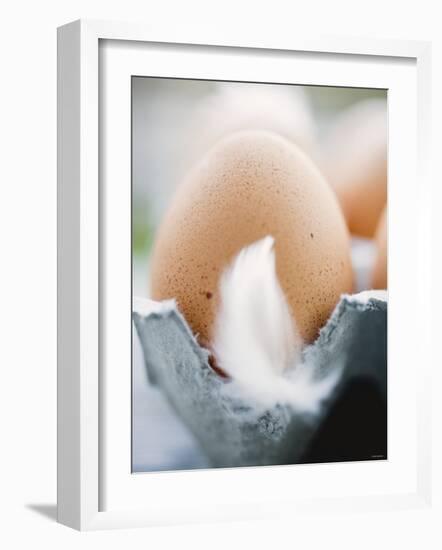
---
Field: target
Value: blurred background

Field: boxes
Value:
[132,78,387,473]
[132,78,387,297]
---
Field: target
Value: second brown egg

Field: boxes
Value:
[321,99,387,238]
[371,207,387,289]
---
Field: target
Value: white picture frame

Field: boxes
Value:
[57,19,432,531]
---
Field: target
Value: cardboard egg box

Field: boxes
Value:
[133,291,387,468]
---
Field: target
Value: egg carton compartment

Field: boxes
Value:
[133,290,387,469]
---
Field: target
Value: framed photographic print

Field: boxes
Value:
[57,19,432,530]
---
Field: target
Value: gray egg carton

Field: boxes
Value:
[133,291,387,469]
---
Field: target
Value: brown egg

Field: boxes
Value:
[150,131,353,344]
[371,207,387,289]
[322,99,387,238]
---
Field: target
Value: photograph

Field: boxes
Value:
[131,77,388,473]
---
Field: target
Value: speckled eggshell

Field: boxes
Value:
[150,131,353,345]
[371,207,387,289]
[322,99,387,238]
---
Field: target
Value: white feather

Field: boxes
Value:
[212,236,340,412]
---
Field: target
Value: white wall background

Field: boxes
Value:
[0,0,440,547]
